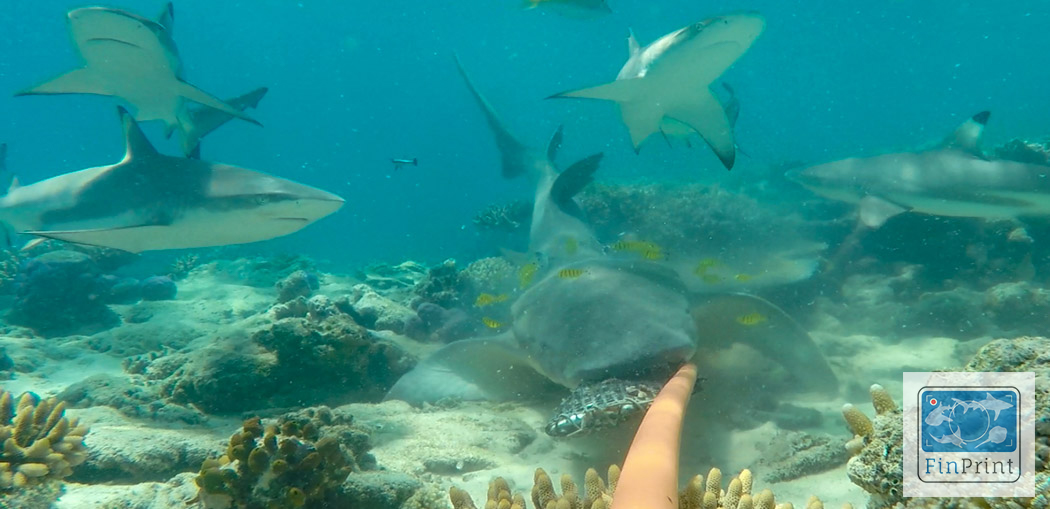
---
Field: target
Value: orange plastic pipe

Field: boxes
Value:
[612,363,698,509]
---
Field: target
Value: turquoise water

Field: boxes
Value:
[1,1,1047,268]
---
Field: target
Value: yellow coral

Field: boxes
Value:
[0,390,87,491]
[868,384,896,415]
[840,403,873,437]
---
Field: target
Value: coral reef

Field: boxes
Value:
[449,465,825,509]
[274,270,318,304]
[355,261,429,295]
[756,431,850,483]
[343,284,418,335]
[140,276,178,301]
[413,259,466,309]
[58,373,203,425]
[7,250,120,337]
[192,407,389,509]
[0,390,89,494]
[167,253,201,281]
[994,138,1050,166]
[472,200,532,233]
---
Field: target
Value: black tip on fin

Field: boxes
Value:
[972,111,990,125]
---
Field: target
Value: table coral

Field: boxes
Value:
[0,390,88,493]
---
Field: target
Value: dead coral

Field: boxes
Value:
[0,390,89,491]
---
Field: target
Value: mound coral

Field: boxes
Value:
[193,407,372,509]
[0,390,89,491]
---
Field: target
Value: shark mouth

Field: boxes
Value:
[85,38,143,49]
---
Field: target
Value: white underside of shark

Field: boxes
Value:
[17,4,259,144]
[549,12,765,169]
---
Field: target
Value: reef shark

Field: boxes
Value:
[786,111,1050,228]
[976,392,1014,421]
[16,4,259,139]
[178,87,269,158]
[0,107,343,253]
[548,12,766,169]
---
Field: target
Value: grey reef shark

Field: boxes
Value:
[787,111,1050,229]
[0,107,343,253]
[385,56,837,424]
[549,12,766,170]
[16,4,261,156]
[179,86,269,158]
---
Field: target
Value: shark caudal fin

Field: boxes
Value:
[180,86,269,158]
[454,54,539,179]
[550,153,602,216]
[941,110,990,157]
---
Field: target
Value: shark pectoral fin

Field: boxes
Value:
[858,195,907,228]
[175,80,262,126]
[691,293,839,397]
[15,68,110,97]
[548,77,646,103]
[665,88,735,169]
[384,334,556,405]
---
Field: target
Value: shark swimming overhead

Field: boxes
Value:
[16,4,259,141]
[786,111,1050,229]
[549,12,766,169]
[0,107,343,253]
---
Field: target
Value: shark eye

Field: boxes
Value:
[255,195,271,205]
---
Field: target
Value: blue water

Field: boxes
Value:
[0,1,1047,268]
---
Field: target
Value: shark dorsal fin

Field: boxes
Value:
[551,153,603,211]
[118,107,160,161]
[942,110,989,156]
[157,2,174,32]
[8,177,19,194]
[547,125,564,163]
[627,29,641,56]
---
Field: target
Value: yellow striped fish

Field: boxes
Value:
[474,293,509,307]
[557,268,585,279]
[610,240,661,254]
[482,317,505,329]
[735,312,768,326]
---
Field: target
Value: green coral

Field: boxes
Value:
[0,390,88,496]
[192,408,372,509]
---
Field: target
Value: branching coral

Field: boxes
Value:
[0,390,89,490]
[449,466,837,509]
[192,408,371,509]
[473,201,532,233]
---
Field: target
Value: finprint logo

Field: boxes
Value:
[903,371,1035,498]
[920,390,1017,453]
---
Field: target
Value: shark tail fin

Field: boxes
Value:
[118,107,161,161]
[942,110,990,157]
[227,87,269,111]
[15,68,109,97]
[551,153,602,213]
[454,54,535,179]
[175,80,262,127]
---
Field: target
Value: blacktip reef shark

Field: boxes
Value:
[0,107,343,253]
[16,4,260,145]
[549,12,766,169]
[786,111,1050,229]
[385,56,837,424]
[179,87,269,159]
